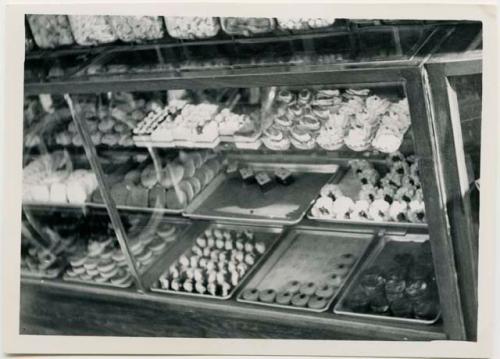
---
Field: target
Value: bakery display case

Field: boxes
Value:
[20,17,482,341]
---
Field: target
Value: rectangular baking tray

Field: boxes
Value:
[333,233,441,325]
[307,167,428,229]
[21,268,63,280]
[86,202,184,215]
[150,222,283,300]
[184,162,338,225]
[237,228,378,312]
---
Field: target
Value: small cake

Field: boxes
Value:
[255,171,274,192]
[239,167,255,184]
[274,168,294,185]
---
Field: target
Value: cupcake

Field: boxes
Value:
[349,159,373,175]
[359,184,377,203]
[408,200,426,223]
[389,200,409,222]
[375,186,396,204]
[320,184,343,200]
[311,197,335,219]
[331,196,354,219]
[368,199,391,221]
[351,200,370,220]
[358,168,380,186]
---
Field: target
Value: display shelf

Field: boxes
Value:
[21,277,446,340]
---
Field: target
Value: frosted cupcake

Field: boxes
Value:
[368,199,391,221]
[389,200,409,222]
[311,197,335,218]
[359,184,378,203]
[408,200,426,223]
[332,196,354,219]
[351,200,370,220]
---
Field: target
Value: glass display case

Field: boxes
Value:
[20,17,482,341]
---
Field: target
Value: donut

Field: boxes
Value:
[307,295,328,309]
[258,289,277,303]
[136,248,153,263]
[298,89,312,104]
[291,293,310,307]
[299,281,317,295]
[86,268,99,277]
[149,238,167,254]
[241,287,259,301]
[277,89,294,104]
[275,291,293,305]
[326,273,343,287]
[110,270,132,286]
[100,266,119,279]
[83,259,98,271]
[299,116,321,131]
[332,263,349,277]
[285,280,301,294]
[315,283,335,298]
[338,253,356,266]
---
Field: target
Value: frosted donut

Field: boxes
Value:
[241,288,259,301]
[276,291,293,305]
[258,289,277,303]
[291,293,310,307]
[277,89,294,104]
[299,281,317,295]
[315,283,335,298]
[307,295,328,309]
[285,280,301,294]
[298,89,312,104]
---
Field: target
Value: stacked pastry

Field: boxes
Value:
[157,227,266,297]
[310,152,425,224]
[262,88,341,150]
[164,17,220,39]
[276,18,336,31]
[109,16,165,42]
[221,17,275,36]
[26,15,74,48]
[68,15,118,46]
[214,108,258,142]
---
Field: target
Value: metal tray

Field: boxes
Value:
[184,162,338,225]
[237,228,377,312]
[21,268,63,280]
[87,202,183,215]
[150,222,283,300]
[62,274,134,289]
[307,168,428,229]
[333,233,441,325]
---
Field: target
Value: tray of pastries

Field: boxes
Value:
[334,233,440,324]
[308,152,426,228]
[237,228,377,312]
[151,223,282,300]
[184,161,338,225]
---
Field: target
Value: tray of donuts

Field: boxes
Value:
[236,228,377,312]
[333,233,441,324]
[151,222,283,300]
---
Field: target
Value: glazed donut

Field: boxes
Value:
[275,291,293,305]
[307,295,328,309]
[288,103,304,118]
[325,272,343,287]
[258,289,277,303]
[315,283,335,298]
[291,293,310,307]
[242,288,259,301]
[299,281,317,295]
[285,280,301,294]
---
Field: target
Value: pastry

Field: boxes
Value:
[307,295,328,309]
[284,280,301,294]
[140,165,158,189]
[239,167,255,184]
[310,197,334,218]
[299,116,321,131]
[148,184,167,208]
[258,289,276,303]
[277,89,294,104]
[370,296,390,314]
[274,168,294,185]
[291,293,310,307]
[178,180,195,202]
[331,196,354,219]
[351,200,370,220]
[255,171,274,192]
[368,199,391,221]
[408,200,426,223]
[262,126,291,151]
[338,253,356,266]
[165,189,187,209]
[315,284,335,298]
[332,263,349,277]
[289,126,315,150]
[326,273,343,287]
[299,282,317,295]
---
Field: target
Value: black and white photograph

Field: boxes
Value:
[2,1,498,357]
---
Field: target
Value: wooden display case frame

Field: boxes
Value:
[21,27,481,341]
